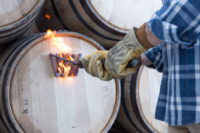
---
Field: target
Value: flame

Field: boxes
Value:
[57,54,71,76]
[46,29,75,78]
[44,14,51,20]
[45,29,71,53]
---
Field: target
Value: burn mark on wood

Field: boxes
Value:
[23,99,29,105]
[101,86,110,98]
[23,109,29,114]
[22,98,30,114]
[72,126,76,129]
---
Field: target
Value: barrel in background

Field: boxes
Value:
[116,67,171,133]
[36,0,162,48]
[108,121,130,133]
[0,0,166,132]
[0,0,44,52]
[0,32,120,133]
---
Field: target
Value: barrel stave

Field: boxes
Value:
[0,0,45,47]
[0,32,120,133]
[36,0,162,48]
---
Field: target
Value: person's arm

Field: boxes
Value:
[136,0,200,49]
[135,23,162,49]
[81,0,200,80]
[146,0,200,46]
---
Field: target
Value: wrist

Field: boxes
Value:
[135,23,155,49]
[145,24,162,46]
[140,53,153,66]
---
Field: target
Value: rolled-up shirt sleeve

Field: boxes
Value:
[144,45,164,72]
[148,0,200,45]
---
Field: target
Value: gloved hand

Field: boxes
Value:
[105,28,146,78]
[80,50,113,81]
[81,27,148,80]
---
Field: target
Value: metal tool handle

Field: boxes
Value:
[100,58,140,68]
[127,58,140,67]
[56,56,140,69]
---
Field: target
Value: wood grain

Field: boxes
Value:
[89,0,162,29]
[117,73,148,133]
[36,0,162,48]
[0,32,120,133]
[136,66,168,133]
[0,0,44,45]
[117,66,171,133]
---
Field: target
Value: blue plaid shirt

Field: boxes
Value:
[145,0,200,125]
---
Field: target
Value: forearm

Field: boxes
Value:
[135,23,162,49]
[136,23,164,67]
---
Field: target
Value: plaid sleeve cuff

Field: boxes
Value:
[144,46,164,72]
[146,0,199,46]
[147,20,193,46]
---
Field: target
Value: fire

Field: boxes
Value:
[45,29,71,53]
[57,54,72,77]
[46,29,76,78]
[44,14,51,20]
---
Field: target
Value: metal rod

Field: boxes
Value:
[49,53,79,65]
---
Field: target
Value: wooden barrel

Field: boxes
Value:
[36,0,162,48]
[0,32,120,133]
[22,23,40,38]
[0,0,44,50]
[108,121,130,133]
[117,66,169,133]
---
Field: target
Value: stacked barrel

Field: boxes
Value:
[0,0,44,52]
[0,0,163,133]
[36,0,162,49]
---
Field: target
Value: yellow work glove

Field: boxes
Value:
[105,28,146,78]
[80,50,112,81]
